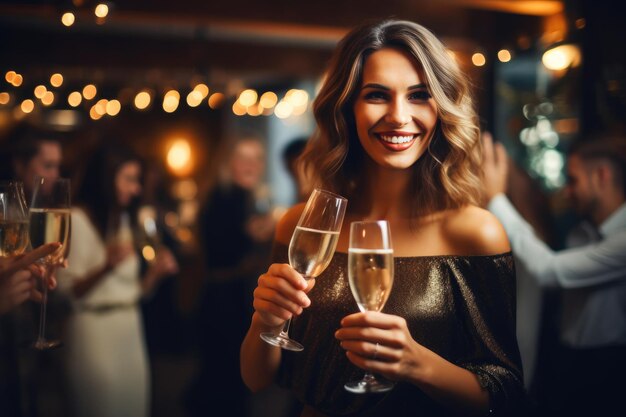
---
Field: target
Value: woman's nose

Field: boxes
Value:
[384,99,411,126]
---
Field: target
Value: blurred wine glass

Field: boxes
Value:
[29,176,71,350]
[137,205,162,264]
[0,181,30,257]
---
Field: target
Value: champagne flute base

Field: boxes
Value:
[344,375,394,394]
[33,339,62,351]
[260,332,304,352]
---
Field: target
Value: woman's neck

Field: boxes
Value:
[354,165,413,219]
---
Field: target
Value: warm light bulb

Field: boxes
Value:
[238,89,258,107]
[259,91,278,109]
[83,84,97,100]
[274,101,293,119]
[542,44,581,71]
[193,83,209,98]
[95,4,109,18]
[62,12,75,27]
[41,91,55,106]
[50,73,64,87]
[106,99,121,116]
[34,85,47,99]
[232,101,247,116]
[186,90,203,107]
[166,139,193,175]
[472,53,486,67]
[0,92,10,105]
[68,91,82,107]
[21,99,35,113]
[5,71,16,83]
[134,91,151,110]
[11,74,23,87]
[497,49,512,63]
[208,93,224,109]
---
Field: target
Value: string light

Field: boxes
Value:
[274,101,293,119]
[61,12,75,27]
[106,99,121,116]
[21,99,34,113]
[134,91,151,110]
[11,74,23,87]
[68,91,82,107]
[497,49,512,63]
[238,89,258,107]
[41,91,55,106]
[5,71,16,83]
[163,90,180,113]
[472,52,486,67]
[50,73,64,87]
[82,84,97,100]
[0,92,10,105]
[95,3,109,18]
[259,91,278,109]
[34,85,47,99]
[193,83,209,98]
[208,93,224,109]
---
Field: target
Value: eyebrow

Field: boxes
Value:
[361,83,427,90]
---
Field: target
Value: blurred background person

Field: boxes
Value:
[187,136,287,417]
[281,136,309,204]
[56,143,178,417]
[0,126,68,417]
[482,133,626,417]
[3,126,63,198]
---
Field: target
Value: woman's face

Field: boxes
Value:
[115,161,142,207]
[353,47,438,171]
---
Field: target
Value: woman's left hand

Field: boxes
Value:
[335,311,428,384]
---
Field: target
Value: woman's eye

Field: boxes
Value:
[364,91,388,101]
[409,90,432,101]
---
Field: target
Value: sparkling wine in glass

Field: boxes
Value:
[345,220,395,394]
[260,188,347,352]
[0,181,30,257]
[29,177,71,350]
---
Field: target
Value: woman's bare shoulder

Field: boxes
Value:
[274,203,306,245]
[442,205,511,255]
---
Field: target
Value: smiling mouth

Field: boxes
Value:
[378,134,416,144]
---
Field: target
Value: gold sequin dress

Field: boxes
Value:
[273,243,527,416]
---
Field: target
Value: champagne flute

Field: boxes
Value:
[260,188,347,352]
[29,177,71,350]
[0,181,30,257]
[344,220,394,393]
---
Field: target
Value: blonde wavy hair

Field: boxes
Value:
[299,19,483,216]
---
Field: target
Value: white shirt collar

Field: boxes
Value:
[599,202,626,237]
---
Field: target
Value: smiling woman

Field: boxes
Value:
[241,19,529,417]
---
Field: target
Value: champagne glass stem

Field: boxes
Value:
[35,266,51,347]
[278,318,292,338]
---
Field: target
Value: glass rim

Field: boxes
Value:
[350,220,390,227]
[312,188,347,202]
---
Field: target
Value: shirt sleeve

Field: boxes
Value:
[488,194,626,289]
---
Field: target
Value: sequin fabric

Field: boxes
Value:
[273,243,527,416]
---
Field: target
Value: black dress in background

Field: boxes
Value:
[185,184,272,417]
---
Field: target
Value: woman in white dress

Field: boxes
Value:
[57,145,178,417]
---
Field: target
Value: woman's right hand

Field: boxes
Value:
[253,263,314,328]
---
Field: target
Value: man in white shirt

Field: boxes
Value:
[482,133,626,417]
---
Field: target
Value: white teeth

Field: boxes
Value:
[379,135,414,144]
